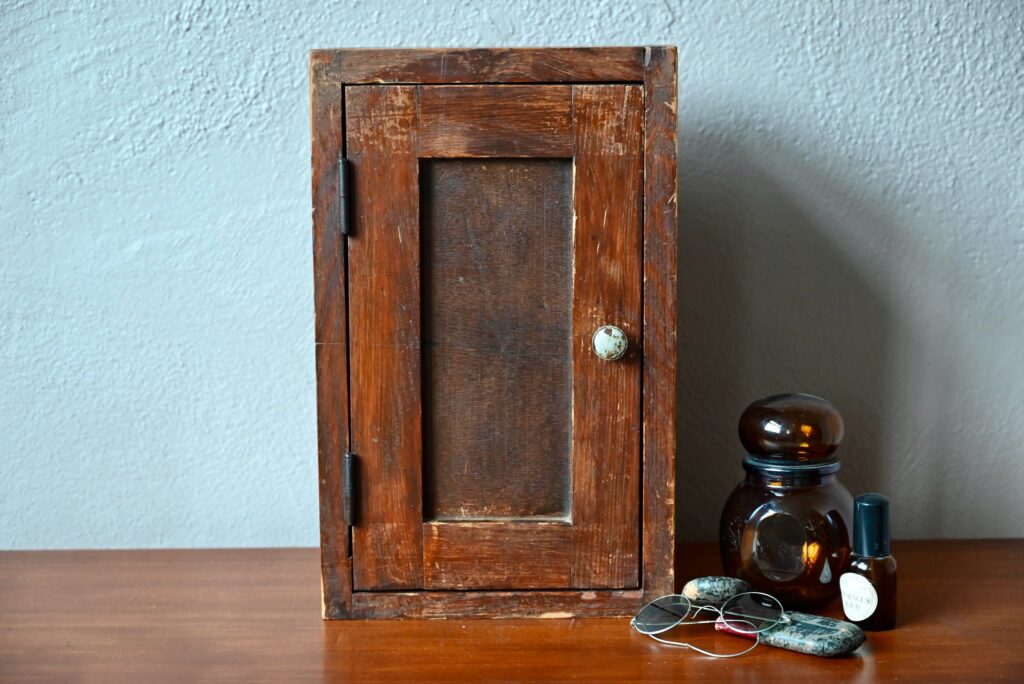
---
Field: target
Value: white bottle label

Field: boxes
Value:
[840,573,878,621]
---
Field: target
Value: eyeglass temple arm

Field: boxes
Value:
[644,632,761,659]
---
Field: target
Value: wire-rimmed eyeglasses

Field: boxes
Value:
[630,591,790,658]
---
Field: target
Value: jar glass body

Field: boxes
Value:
[719,464,853,608]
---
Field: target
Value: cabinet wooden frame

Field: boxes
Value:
[310,47,677,619]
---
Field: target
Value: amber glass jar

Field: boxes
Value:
[719,394,853,608]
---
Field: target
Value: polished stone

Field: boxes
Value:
[681,576,752,606]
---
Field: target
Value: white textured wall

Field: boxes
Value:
[2,1,1021,549]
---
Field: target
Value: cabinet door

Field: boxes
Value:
[347,84,642,591]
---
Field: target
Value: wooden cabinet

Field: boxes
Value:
[310,48,677,619]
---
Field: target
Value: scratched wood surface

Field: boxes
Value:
[4,541,1021,681]
[569,84,644,589]
[346,85,424,591]
[641,46,679,601]
[421,159,574,521]
[350,588,645,620]
[314,343,350,616]
[309,59,351,616]
[311,47,646,84]
[423,522,572,590]
[417,85,572,157]
[312,47,677,618]
[349,84,643,594]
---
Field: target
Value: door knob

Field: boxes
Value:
[592,325,628,361]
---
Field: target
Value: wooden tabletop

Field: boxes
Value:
[1,540,1020,682]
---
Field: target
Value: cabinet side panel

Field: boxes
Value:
[311,54,351,617]
[312,59,347,345]
[347,85,424,590]
[642,46,678,599]
[316,344,351,617]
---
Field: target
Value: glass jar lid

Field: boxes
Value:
[738,393,844,474]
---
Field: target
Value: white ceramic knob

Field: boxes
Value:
[592,325,628,361]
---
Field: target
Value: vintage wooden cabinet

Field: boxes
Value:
[310,47,677,619]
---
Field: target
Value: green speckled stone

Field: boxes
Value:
[681,576,752,606]
[760,611,866,657]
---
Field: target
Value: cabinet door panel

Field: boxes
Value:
[347,84,642,591]
[422,158,574,521]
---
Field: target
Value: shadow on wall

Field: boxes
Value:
[675,120,912,545]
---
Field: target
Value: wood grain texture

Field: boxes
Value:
[315,343,351,618]
[351,588,643,619]
[346,83,646,599]
[3,541,1022,681]
[310,57,351,616]
[313,48,678,617]
[311,47,646,85]
[417,85,572,157]
[346,85,423,590]
[423,522,572,590]
[641,45,678,601]
[421,159,573,520]
[570,84,644,589]
[310,56,346,343]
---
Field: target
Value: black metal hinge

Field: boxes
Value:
[342,452,357,526]
[338,157,350,235]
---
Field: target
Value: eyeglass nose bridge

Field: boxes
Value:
[691,603,723,617]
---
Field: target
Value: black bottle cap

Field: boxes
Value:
[853,493,891,557]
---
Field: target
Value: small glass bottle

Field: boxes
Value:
[719,394,854,608]
[840,493,897,630]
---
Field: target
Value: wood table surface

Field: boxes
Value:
[1,540,1020,682]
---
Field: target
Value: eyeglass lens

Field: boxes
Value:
[720,592,784,633]
[633,595,692,634]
